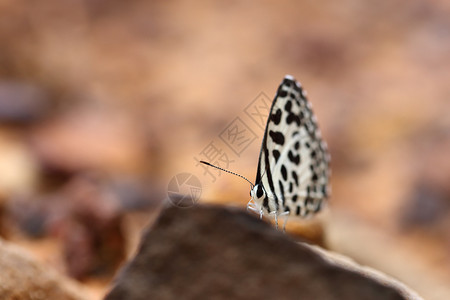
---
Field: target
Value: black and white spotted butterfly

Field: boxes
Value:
[201,75,330,229]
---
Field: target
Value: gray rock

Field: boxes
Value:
[105,205,421,300]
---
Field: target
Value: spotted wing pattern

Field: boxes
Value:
[255,75,330,217]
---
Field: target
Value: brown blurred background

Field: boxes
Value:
[0,0,449,299]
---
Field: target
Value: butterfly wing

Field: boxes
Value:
[255,75,330,217]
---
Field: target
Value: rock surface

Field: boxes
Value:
[0,238,88,300]
[105,205,422,300]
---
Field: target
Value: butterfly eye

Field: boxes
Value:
[256,185,264,198]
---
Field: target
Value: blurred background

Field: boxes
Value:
[0,0,449,299]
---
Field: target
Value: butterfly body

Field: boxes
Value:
[248,75,330,221]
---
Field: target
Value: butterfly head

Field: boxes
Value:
[250,183,266,204]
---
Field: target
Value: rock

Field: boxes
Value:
[105,205,422,300]
[6,172,163,280]
[0,238,88,300]
[7,174,127,280]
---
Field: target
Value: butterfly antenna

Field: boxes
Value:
[200,161,254,189]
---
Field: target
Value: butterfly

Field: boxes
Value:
[201,75,330,229]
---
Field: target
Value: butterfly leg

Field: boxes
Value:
[278,211,290,232]
[247,199,264,220]
[275,213,279,229]
[268,211,279,229]
[247,199,257,213]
